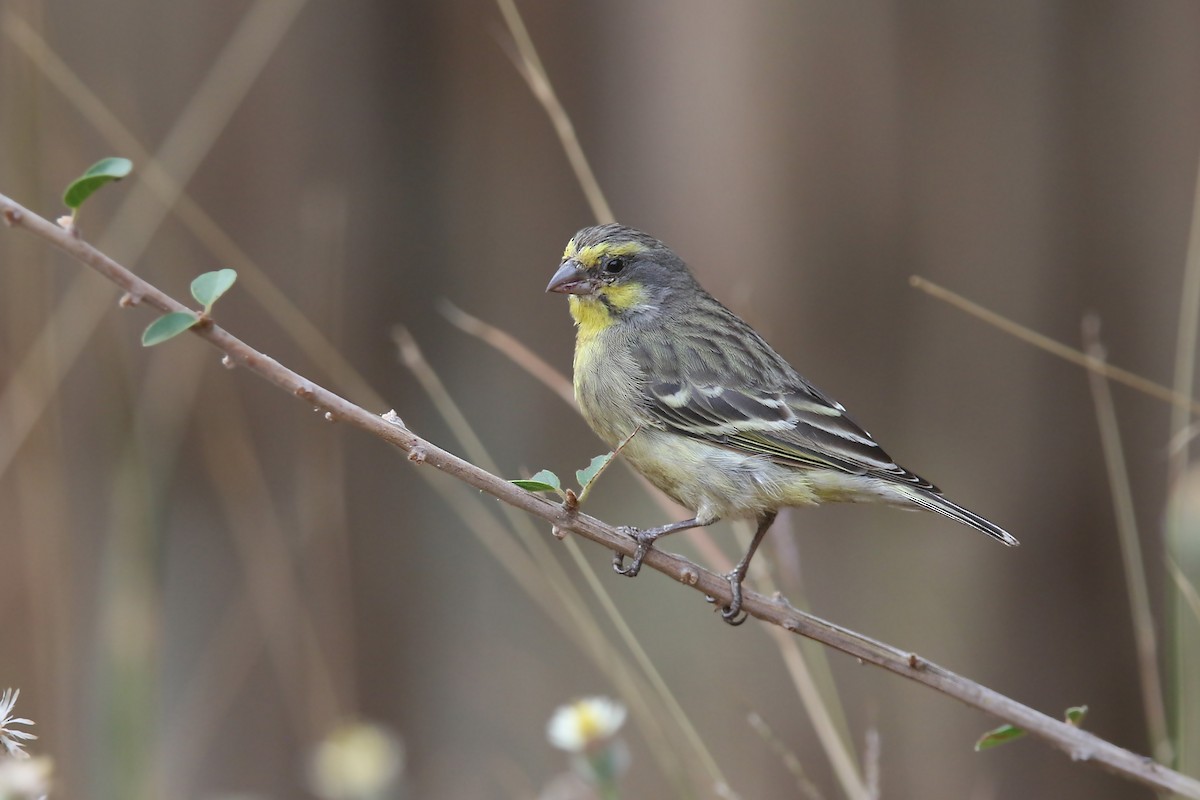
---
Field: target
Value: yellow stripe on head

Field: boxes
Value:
[574,241,646,268]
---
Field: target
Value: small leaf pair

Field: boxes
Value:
[511,452,616,502]
[975,705,1088,752]
[142,269,238,346]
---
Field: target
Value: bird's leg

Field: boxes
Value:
[612,517,705,577]
[707,511,777,625]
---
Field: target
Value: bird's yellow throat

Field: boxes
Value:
[568,282,647,339]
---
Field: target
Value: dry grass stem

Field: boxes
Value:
[493,0,615,224]
[911,276,1200,416]
[1170,151,1200,484]
[1082,317,1172,763]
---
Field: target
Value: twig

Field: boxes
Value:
[439,299,576,408]
[910,276,1200,416]
[1082,316,1172,763]
[1169,148,1200,485]
[747,712,825,800]
[493,0,614,224]
[4,192,1200,797]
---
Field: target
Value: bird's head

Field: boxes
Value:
[546,224,695,328]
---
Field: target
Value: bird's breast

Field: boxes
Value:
[572,326,646,446]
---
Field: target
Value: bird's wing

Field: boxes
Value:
[635,336,939,492]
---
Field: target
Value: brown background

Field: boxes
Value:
[2,1,1199,798]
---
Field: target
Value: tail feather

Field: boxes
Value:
[906,490,1019,547]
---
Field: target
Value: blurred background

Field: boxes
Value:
[2,1,1200,798]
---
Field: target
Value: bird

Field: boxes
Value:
[546,223,1018,625]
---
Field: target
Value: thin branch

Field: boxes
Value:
[1082,316,1172,763]
[910,276,1200,416]
[1170,146,1200,484]
[4,192,1200,798]
[493,0,615,224]
[439,299,577,408]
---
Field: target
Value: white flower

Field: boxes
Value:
[546,697,627,753]
[307,720,404,800]
[0,689,37,759]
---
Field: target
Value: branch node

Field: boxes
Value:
[3,207,22,226]
[118,292,141,308]
[908,653,924,671]
[221,354,236,369]
[563,488,579,512]
[679,567,699,586]
[551,525,567,540]
[56,214,78,236]
[381,409,406,428]
[407,446,428,464]
[783,618,801,633]
[324,411,336,423]
[294,383,316,401]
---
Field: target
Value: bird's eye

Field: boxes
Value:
[603,256,625,274]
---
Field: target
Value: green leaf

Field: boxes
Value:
[142,311,199,346]
[191,269,238,311]
[974,724,1027,751]
[511,480,562,493]
[511,469,563,495]
[63,157,133,209]
[529,469,561,489]
[576,453,613,491]
[1064,706,1088,727]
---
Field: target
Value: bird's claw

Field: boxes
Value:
[705,572,749,625]
[612,526,651,577]
[721,604,749,626]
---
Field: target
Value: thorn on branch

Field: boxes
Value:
[221,354,236,369]
[118,292,141,308]
[381,410,406,428]
[324,411,336,423]
[551,525,566,540]
[3,207,22,226]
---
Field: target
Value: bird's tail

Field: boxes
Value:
[906,490,1020,547]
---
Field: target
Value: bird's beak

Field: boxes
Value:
[546,260,596,295]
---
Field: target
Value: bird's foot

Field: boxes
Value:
[705,572,749,626]
[612,526,659,577]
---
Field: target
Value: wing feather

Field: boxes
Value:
[634,303,941,493]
